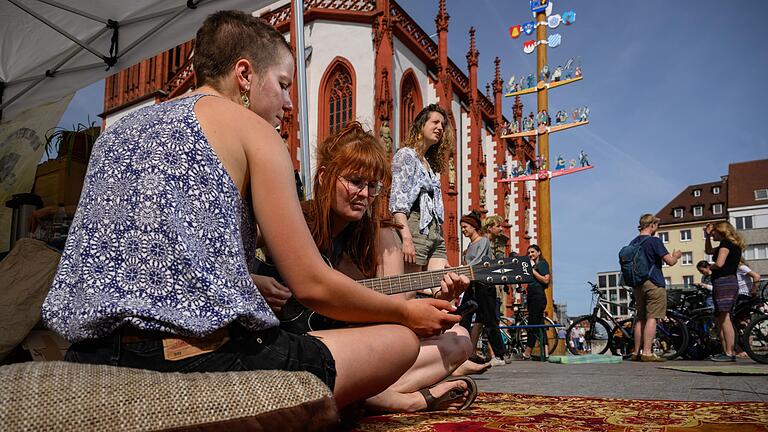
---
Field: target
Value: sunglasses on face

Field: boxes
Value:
[339,175,384,197]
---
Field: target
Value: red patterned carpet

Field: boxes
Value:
[352,392,768,432]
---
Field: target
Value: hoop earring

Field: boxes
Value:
[240,89,251,109]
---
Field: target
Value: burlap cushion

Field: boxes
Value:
[0,361,338,431]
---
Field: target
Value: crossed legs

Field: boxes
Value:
[363,324,473,412]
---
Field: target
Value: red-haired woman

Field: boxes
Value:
[290,122,477,412]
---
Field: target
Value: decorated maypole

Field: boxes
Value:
[501,1,591,334]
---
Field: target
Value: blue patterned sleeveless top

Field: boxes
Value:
[42,94,279,341]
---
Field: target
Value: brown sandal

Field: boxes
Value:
[418,376,477,411]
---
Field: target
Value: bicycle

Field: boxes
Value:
[477,304,560,361]
[675,283,767,359]
[566,282,689,359]
[743,313,768,364]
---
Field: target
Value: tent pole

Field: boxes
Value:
[118,3,196,59]
[7,0,107,61]
[34,0,108,24]
[294,0,312,197]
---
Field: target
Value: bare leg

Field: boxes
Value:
[451,358,491,376]
[312,324,420,408]
[716,312,735,356]
[633,319,644,356]
[642,318,657,355]
[365,324,473,412]
[427,257,448,271]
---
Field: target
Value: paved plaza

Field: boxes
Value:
[475,358,768,402]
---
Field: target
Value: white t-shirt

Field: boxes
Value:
[736,264,753,296]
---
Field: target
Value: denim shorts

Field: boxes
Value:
[64,324,337,390]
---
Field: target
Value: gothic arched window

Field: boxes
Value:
[399,70,422,143]
[319,58,356,142]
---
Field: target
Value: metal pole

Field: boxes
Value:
[293,0,312,197]
[535,11,555,325]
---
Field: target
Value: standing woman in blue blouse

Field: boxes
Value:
[390,104,454,273]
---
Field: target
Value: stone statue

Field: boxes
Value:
[479,177,486,208]
[540,64,550,83]
[504,193,511,220]
[448,155,456,188]
[524,207,531,235]
[379,121,392,151]
[579,149,590,167]
[555,154,565,170]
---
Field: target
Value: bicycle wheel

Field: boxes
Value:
[743,314,768,364]
[566,316,612,355]
[734,307,766,351]
[520,315,560,353]
[653,315,689,360]
[498,316,522,360]
[610,318,635,357]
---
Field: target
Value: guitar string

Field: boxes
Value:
[361,266,479,295]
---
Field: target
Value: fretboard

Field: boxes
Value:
[358,266,476,295]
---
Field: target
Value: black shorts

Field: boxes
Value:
[64,323,337,390]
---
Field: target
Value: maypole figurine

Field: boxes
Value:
[552,65,562,82]
[511,163,520,177]
[555,154,566,170]
[540,64,550,83]
[569,159,577,169]
[579,149,590,167]
[555,110,568,125]
[537,110,550,126]
[526,73,536,89]
[507,75,516,93]
[524,159,533,175]
[523,112,535,131]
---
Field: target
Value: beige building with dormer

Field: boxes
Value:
[655,179,728,288]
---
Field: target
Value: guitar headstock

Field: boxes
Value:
[471,256,535,285]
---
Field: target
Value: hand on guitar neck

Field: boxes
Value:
[252,255,534,334]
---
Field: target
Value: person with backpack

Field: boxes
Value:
[620,214,681,362]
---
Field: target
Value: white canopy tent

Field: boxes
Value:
[1,0,314,194]
[0,0,279,123]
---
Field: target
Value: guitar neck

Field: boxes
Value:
[359,266,475,295]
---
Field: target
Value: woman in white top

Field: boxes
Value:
[736,259,761,302]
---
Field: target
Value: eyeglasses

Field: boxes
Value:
[339,176,384,197]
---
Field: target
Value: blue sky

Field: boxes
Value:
[59,0,768,315]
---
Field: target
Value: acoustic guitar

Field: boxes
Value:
[251,256,534,334]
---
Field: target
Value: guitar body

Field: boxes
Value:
[251,256,534,335]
